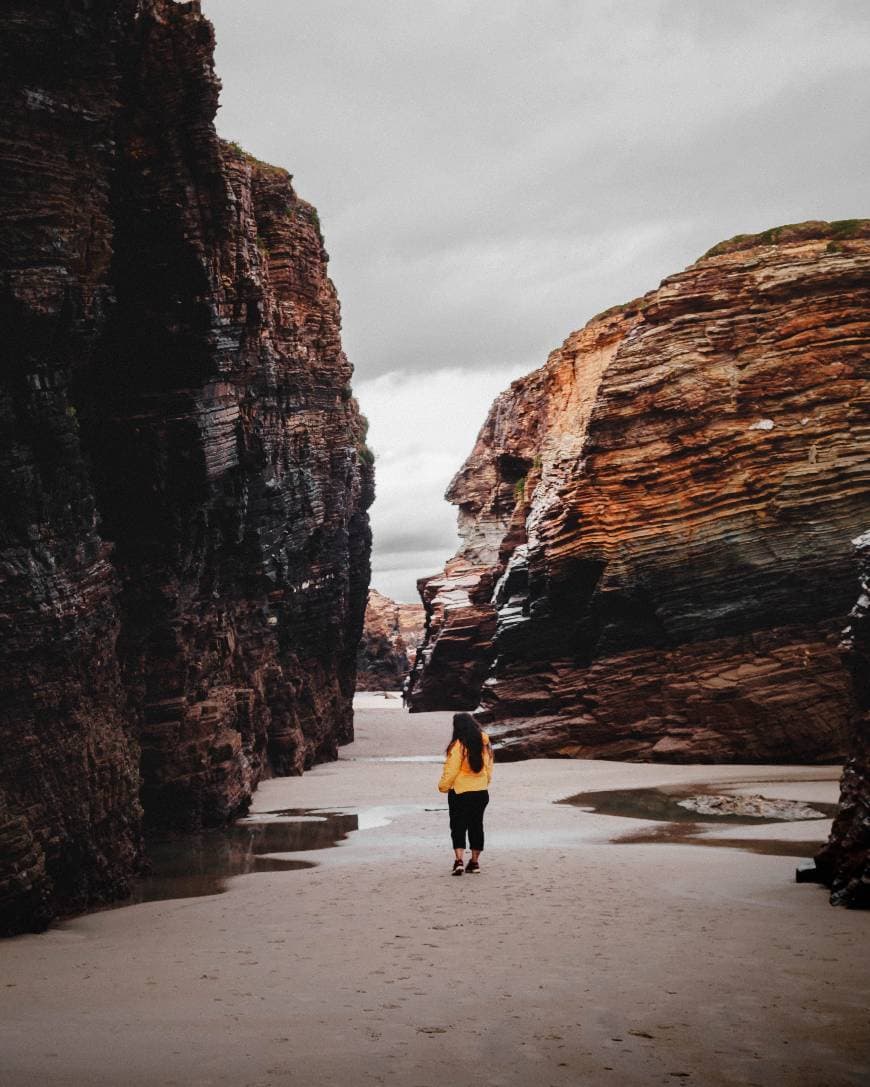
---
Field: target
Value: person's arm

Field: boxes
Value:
[438,743,462,793]
[484,740,493,786]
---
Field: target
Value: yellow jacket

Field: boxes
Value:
[438,733,493,794]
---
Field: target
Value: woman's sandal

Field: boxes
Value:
[452,859,464,876]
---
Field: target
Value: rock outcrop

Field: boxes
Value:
[408,222,869,765]
[356,589,425,691]
[815,533,870,906]
[0,0,372,935]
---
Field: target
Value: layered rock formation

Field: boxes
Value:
[815,533,870,906]
[356,589,425,691]
[408,221,870,765]
[0,0,372,935]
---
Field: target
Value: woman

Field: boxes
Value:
[438,712,493,875]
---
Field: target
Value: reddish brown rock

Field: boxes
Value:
[815,533,870,907]
[407,302,636,714]
[409,222,869,765]
[0,0,372,934]
[356,589,425,691]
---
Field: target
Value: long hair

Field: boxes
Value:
[447,712,484,773]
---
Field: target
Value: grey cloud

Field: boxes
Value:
[206,2,869,380]
[372,528,459,557]
[202,0,869,599]
[373,548,459,574]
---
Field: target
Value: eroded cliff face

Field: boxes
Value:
[815,533,870,906]
[356,589,425,691]
[0,0,372,935]
[407,303,637,713]
[408,222,869,765]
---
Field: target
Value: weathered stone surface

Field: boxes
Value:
[356,589,425,691]
[676,794,827,821]
[0,0,372,934]
[0,0,145,936]
[409,222,869,765]
[407,302,636,714]
[815,532,870,907]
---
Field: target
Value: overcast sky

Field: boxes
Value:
[203,0,869,601]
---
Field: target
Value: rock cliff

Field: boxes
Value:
[0,0,372,935]
[356,589,425,691]
[408,222,869,765]
[815,533,870,906]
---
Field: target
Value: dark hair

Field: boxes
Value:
[447,712,484,773]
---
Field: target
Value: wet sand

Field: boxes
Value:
[1,695,868,1087]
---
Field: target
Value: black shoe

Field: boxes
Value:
[465,860,480,874]
[452,859,464,876]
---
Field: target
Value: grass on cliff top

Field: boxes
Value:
[222,139,293,180]
[355,413,375,466]
[588,295,645,325]
[704,218,868,258]
[222,139,326,242]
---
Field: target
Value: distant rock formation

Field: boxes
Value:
[0,0,372,935]
[815,533,870,907]
[357,589,425,691]
[408,221,869,765]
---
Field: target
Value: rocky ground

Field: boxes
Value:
[1,697,867,1087]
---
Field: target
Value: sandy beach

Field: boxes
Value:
[1,695,867,1087]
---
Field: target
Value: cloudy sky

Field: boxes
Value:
[203,0,869,601]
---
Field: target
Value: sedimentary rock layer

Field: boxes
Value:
[356,589,425,691]
[408,222,870,765]
[0,0,372,935]
[816,533,870,907]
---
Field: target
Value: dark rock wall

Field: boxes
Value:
[816,533,870,906]
[0,0,372,935]
[409,223,869,765]
[0,0,144,936]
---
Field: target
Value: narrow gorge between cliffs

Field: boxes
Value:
[1,4,869,1086]
[1,0,867,947]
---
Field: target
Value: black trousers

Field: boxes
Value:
[448,789,489,852]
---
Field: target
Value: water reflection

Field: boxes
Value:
[340,755,442,764]
[261,804,417,830]
[613,823,823,858]
[559,785,836,824]
[559,784,834,858]
[128,809,359,904]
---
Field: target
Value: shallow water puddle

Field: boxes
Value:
[340,755,443,763]
[560,784,835,858]
[613,823,824,858]
[258,804,417,830]
[560,784,837,823]
[126,809,360,905]
[123,804,426,906]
